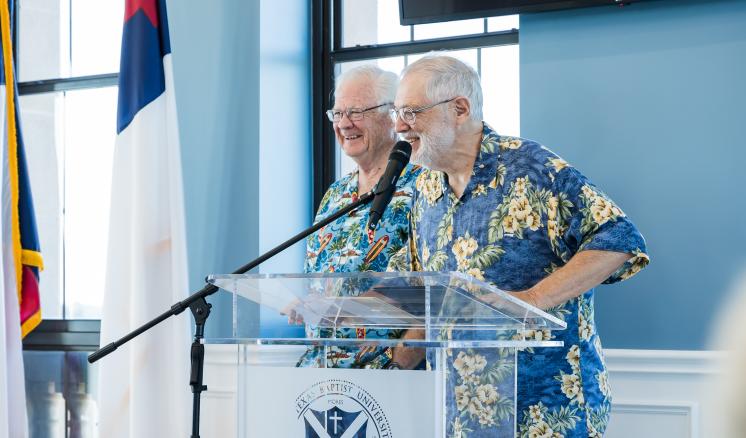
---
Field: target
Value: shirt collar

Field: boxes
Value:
[473,122,501,180]
[436,122,501,201]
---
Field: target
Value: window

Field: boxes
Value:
[312,0,520,203]
[18,0,123,435]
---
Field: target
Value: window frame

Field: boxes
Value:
[311,0,519,211]
[15,3,116,352]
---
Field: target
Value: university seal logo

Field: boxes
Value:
[296,379,392,438]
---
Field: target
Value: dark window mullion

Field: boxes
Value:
[18,73,119,96]
[330,30,518,63]
[23,319,101,351]
[313,0,337,211]
[332,0,342,51]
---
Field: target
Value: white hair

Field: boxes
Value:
[334,65,398,109]
[401,54,483,121]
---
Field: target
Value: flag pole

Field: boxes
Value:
[89,190,375,437]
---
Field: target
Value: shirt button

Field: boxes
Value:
[478,164,485,168]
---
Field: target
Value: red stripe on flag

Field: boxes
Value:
[19,265,41,337]
[124,0,158,27]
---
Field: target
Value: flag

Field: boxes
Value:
[1,0,42,435]
[98,0,190,436]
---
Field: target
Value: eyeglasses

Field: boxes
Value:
[389,97,456,125]
[326,103,391,123]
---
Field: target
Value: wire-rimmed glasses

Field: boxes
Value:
[326,103,392,123]
[389,97,456,125]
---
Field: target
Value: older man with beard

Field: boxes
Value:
[388,55,649,437]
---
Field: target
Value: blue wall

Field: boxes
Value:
[168,0,311,338]
[520,0,746,350]
[257,0,312,337]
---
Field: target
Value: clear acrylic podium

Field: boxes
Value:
[205,271,565,437]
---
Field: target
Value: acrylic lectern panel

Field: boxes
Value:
[207,271,565,341]
[204,272,566,438]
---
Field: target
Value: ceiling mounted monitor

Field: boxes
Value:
[399,0,647,25]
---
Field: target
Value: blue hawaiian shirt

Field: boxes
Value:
[297,163,422,368]
[389,124,649,437]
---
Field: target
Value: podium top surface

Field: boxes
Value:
[207,272,566,346]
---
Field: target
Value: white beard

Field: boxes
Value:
[410,123,456,170]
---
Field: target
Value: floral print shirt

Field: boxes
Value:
[389,124,649,437]
[297,163,422,368]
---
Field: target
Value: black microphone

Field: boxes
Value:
[367,140,412,231]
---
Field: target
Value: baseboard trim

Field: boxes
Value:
[611,399,699,434]
[604,349,724,375]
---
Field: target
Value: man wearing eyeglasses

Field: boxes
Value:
[296,65,422,369]
[388,55,649,437]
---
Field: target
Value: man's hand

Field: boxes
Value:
[390,328,426,369]
[280,298,306,325]
[286,308,305,325]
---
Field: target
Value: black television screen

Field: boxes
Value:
[399,0,645,25]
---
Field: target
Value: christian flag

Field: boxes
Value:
[1,0,41,435]
[98,0,190,436]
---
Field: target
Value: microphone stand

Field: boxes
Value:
[88,190,375,438]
